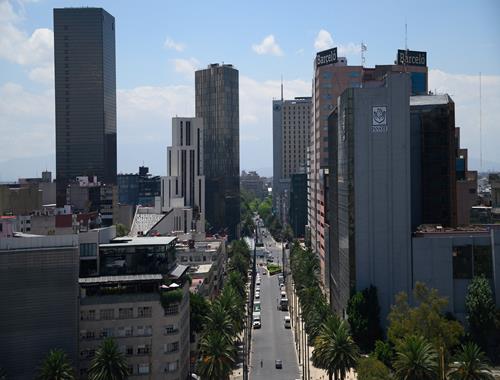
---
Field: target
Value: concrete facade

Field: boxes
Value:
[329,73,412,322]
[412,226,500,320]
[79,280,190,380]
[162,117,205,234]
[0,235,79,380]
[273,97,311,225]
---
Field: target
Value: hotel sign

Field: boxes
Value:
[397,49,427,67]
[316,47,338,67]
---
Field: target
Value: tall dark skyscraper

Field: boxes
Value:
[195,64,240,240]
[54,8,117,206]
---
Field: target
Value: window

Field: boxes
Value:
[165,324,179,335]
[165,361,179,373]
[100,327,114,338]
[99,309,114,320]
[125,346,134,356]
[474,245,493,278]
[80,310,95,321]
[138,363,150,375]
[80,243,97,257]
[164,304,179,315]
[164,342,179,353]
[453,245,472,279]
[138,306,152,318]
[119,308,133,319]
[137,344,151,355]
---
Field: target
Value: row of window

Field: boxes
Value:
[80,325,153,340]
[80,306,152,321]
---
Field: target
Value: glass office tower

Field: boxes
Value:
[54,8,117,205]
[195,64,240,240]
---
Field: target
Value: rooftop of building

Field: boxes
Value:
[189,263,213,275]
[100,236,177,248]
[410,94,452,106]
[0,234,78,250]
[176,239,222,253]
[414,224,489,236]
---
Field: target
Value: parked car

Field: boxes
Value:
[275,359,282,369]
[255,292,260,299]
[284,316,291,328]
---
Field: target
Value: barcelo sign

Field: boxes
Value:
[316,47,338,67]
[397,49,427,67]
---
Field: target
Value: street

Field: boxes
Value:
[249,225,300,380]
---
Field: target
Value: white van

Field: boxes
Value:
[284,316,291,328]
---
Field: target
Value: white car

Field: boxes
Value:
[284,316,291,328]
[255,292,260,299]
[256,278,261,285]
[280,284,285,291]
[255,286,261,293]
[253,319,261,329]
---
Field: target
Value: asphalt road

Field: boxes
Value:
[249,225,300,380]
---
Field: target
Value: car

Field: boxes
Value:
[255,286,260,293]
[280,291,286,299]
[284,316,291,328]
[253,320,261,329]
[256,279,261,285]
[275,359,282,369]
[255,292,260,299]
[262,270,267,275]
[280,284,285,291]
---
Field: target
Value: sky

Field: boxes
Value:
[0,0,499,180]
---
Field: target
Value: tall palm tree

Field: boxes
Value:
[88,338,129,380]
[196,332,235,380]
[37,349,75,380]
[393,335,438,380]
[217,286,245,334]
[312,316,359,380]
[203,300,235,341]
[447,342,494,380]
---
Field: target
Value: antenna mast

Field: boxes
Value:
[361,42,367,66]
[480,72,483,171]
[280,75,283,101]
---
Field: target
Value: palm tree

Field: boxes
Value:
[37,349,75,380]
[312,316,359,380]
[393,335,438,380]
[88,338,129,380]
[217,286,245,334]
[196,332,235,380]
[447,342,494,380]
[203,301,235,342]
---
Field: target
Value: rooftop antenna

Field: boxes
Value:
[280,75,283,101]
[361,41,367,66]
[405,21,408,50]
[479,72,483,171]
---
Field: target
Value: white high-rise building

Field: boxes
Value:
[161,117,205,234]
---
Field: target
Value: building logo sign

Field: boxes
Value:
[372,106,387,133]
[397,49,427,67]
[316,47,338,67]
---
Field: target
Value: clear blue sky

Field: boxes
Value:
[1,0,499,179]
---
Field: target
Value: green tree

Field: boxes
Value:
[190,293,210,335]
[88,338,129,380]
[373,340,394,369]
[225,271,246,299]
[203,302,235,342]
[388,282,464,355]
[196,332,235,380]
[37,349,75,380]
[447,342,494,380]
[115,223,128,237]
[356,356,392,380]
[347,285,383,352]
[393,335,438,380]
[217,286,245,334]
[312,316,360,380]
[465,277,496,351]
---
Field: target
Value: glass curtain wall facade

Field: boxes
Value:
[195,64,239,240]
[54,8,117,206]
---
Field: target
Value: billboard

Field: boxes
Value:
[397,49,427,67]
[316,47,338,67]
